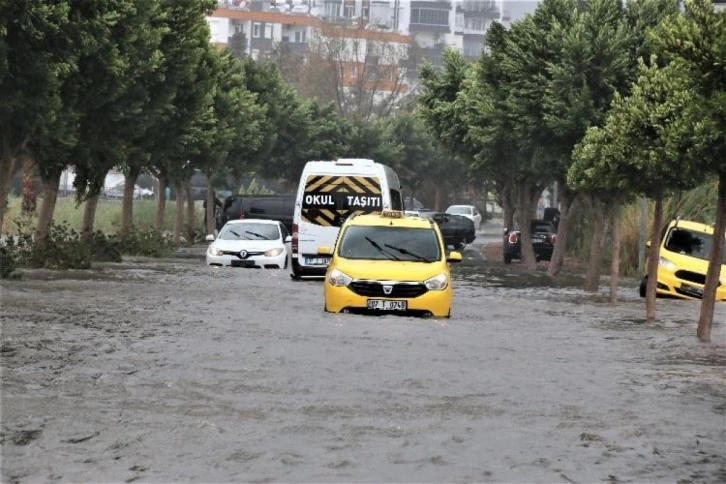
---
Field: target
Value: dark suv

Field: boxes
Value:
[503,220,558,263]
[217,195,296,233]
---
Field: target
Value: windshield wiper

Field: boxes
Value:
[365,237,400,260]
[384,243,434,263]
[229,229,241,238]
[245,230,268,240]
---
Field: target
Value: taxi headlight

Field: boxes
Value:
[328,268,352,287]
[658,256,676,272]
[208,245,223,256]
[265,247,284,257]
[424,273,448,290]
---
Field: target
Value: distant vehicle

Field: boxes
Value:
[217,195,295,233]
[205,219,291,269]
[291,158,403,279]
[445,204,482,230]
[105,183,154,200]
[406,211,475,250]
[639,218,726,300]
[320,210,462,318]
[503,220,557,264]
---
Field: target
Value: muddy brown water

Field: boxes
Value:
[1,246,724,483]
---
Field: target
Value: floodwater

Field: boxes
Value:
[1,241,724,483]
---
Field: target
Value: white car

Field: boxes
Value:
[206,219,291,268]
[445,204,482,230]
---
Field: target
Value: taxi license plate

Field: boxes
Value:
[367,299,407,311]
[304,256,330,266]
[680,283,703,298]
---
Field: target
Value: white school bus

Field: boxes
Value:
[291,159,403,278]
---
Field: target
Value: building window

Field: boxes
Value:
[294,30,306,43]
[410,8,449,26]
[344,6,355,18]
[351,65,357,77]
[265,24,272,39]
[253,22,261,38]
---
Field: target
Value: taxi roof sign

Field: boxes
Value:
[381,210,403,218]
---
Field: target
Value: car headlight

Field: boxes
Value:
[265,247,284,257]
[328,268,352,287]
[658,256,676,271]
[208,245,223,256]
[424,273,448,290]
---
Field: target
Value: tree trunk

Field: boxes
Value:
[645,196,664,322]
[0,155,21,233]
[697,174,726,342]
[434,184,442,212]
[518,182,537,273]
[185,182,195,242]
[583,196,608,293]
[156,177,168,232]
[172,180,185,245]
[205,176,215,235]
[548,186,578,277]
[21,157,37,214]
[121,168,141,234]
[35,170,61,244]
[609,201,622,305]
[81,194,100,243]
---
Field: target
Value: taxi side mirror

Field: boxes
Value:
[317,246,332,255]
[447,251,463,263]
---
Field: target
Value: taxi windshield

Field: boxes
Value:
[664,227,726,264]
[338,226,440,262]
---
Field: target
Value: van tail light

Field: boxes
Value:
[508,232,519,244]
[551,234,557,244]
[292,223,299,254]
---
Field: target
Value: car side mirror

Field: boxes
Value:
[284,235,292,243]
[317,246,332,255]
[645,241,651,249]
[205,234,215,242]
[447,251,463,263]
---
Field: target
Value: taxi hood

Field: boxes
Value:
[333,257,446,281]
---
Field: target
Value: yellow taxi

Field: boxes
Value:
[640,219,726,301]
[319,210,462,317]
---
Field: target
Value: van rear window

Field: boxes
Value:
[301,175,382,227]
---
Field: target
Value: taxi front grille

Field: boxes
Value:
[349,281,428,298]
[675,270,708,286]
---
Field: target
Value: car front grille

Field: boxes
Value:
[349,280,428,298]
[675,270,708,286]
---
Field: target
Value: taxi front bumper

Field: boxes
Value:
[324,282,453,317]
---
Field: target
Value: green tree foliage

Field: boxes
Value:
[0,1,73,230]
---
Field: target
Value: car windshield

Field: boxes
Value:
[219,223,279,241]
[664,227,726,264]
[338,226,441,262]
[447,206,470,215]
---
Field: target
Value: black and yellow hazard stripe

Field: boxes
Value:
[302,175,382,226]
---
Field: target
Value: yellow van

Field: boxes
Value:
[640,219,726,301]
[320,210,462,317]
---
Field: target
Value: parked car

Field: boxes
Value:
[445,204,482,230]
[217,195,295,233]
[320,210,462,318]
[503,220,557,264]
[205,219,291,268]
[639,218,726,300]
